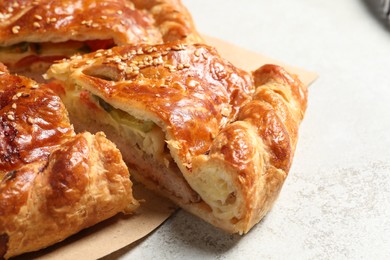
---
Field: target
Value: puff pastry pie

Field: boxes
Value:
[47,42,308,234]
[0,0,201,74]
[0,64,138,259]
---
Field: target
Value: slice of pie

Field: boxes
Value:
[0,0,201,76]
[0,63,138,259]
[46,42,308,234]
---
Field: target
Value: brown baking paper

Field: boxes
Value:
[203,35,318,86]
[14,36,318,260]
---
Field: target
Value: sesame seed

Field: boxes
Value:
[7,7,14,13]
[50,18,57,22]
[92,23,99,28]
[34,14,42,20]
[137,48,143,55]
[164,65,176,72]
[177,64,184,70]
[94,53,103,58]
[12,92,22,100]
[33,22,40,28]
[31,84,39,89]
[194,50,200,57]
[183,63,190,68]
[27,117,34,124]
[101,15,107,19]
[7,114,15,121]
[13,2,19,8]
[11,103,17,109]
[172,44,186,51]
[11,25,20,34]
[117,10,123,15]
[81,20,92,26]
[145,47,154,53]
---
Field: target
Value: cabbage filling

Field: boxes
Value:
[94,95,155,133]
[0,40,115,68]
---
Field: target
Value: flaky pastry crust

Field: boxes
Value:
[0,65,138,259]
[0,0,201,46]
[47,42,308,234]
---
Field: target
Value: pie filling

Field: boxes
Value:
[61,85,200,203]
[0,39,115,69]
[80,91,241,221]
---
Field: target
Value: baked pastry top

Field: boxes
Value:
[0,0,201,73]
[47,42,308,234]
[0,0,201,46]
[0,64,138,259]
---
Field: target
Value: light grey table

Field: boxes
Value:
[109,1,390,259]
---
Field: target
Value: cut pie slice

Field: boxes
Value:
[0,64,138,259]
[0,0,201,77]
[47,42,308,234]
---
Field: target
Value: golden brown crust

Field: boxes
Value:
[0,66,73,175]
[0,67,138,258]
[131,0,203,43]
[190,64,308,232]
[47,42,253,166]
[47,42,308,234]
[0,0,201,46]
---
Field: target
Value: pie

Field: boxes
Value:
[46,41,308,234]
[0,63,138,259]
[0,0,202,76]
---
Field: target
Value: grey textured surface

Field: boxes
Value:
[112,0,390,259]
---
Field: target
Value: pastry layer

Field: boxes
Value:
[47,42,308,234]
[0,64,138,258]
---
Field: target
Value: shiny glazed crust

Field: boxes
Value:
[0,0,202,46]
[47,42,308,234]
[0,65,138,259]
